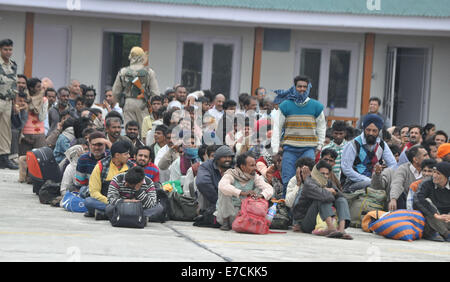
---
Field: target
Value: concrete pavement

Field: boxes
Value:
[0,169,449,262]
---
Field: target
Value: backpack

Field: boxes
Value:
[343,187,387,228]
[232,196,270,234]
[61,192,88,213]
[110,201,147,228]
[167,191,198,221]
[38,181,61,204]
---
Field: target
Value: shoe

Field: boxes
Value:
[94,209,108,220]
[446,234,450,243]
[84,211,94,218]
[5,158,18,170]
[425,232,445,242]
[220,217,231,231]
[0,155,17,169]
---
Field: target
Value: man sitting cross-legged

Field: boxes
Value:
[215,152,274,231]
[106,166,162,222]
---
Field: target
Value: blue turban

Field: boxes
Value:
[362,114,384,130]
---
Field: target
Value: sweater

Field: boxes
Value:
[107,172,157,209]
[272,98,326,153]
[413,178,450,217]
[390,162,422,201]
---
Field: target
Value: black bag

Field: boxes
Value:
[110,201,147,228]
[193,206,220,228]
[269,202,291,230]
[167,191,198,221]
[38,181,61,204]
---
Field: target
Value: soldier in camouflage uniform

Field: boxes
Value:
[112,46,160,129]
[0,39,18,169]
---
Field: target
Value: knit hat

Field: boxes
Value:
[214,145,235,161]
[437,143,450,159]
[435,161,450,178]
[111,140,131,156]
[362,114,384,130]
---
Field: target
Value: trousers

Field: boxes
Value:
[0,99,12,155]
[281,145,315,197]
[123,98,147,130]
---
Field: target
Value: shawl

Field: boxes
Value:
[273,83,312,105]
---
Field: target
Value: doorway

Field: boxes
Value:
[384,47,431,127]
[100,32,141,101]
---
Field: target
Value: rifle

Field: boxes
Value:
[132,77,148,110]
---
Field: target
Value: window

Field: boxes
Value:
[176,35,241,100]
[295,42,359,117]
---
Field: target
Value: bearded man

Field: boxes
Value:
[341,114,397,193]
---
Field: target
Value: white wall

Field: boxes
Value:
[371,34,450,134]
[0,11,26,74]
[34,13,141,100]
[260,29,365,118]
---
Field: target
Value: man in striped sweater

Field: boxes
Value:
[271,75,326,197]
[106,166,161,220]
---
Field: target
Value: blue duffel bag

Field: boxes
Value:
[61,192,88,213]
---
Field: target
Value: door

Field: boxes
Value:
[100,32,141,101]
[176,35,242,101]
[384,47,431,126]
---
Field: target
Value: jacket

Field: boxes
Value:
[413,178,450,217]
[293,176,342,221]
[195,159,222,209]
[390,162,422,201]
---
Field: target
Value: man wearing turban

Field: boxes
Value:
[341,114,397,193]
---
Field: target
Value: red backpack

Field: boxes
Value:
[232,196,270,234]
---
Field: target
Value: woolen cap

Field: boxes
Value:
[214,145,234,161]
[435,161,450,178]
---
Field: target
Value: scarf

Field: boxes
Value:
[61,127,75,142]
[224,167,254,183]
[180,154,192,176]
[28,89,45,115]
[311,165,329,188]
[273,83,312,105]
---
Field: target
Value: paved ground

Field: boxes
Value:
[0,169,449,263]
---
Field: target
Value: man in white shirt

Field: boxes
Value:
[207,93,225,128]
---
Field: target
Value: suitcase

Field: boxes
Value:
[26,147,62,194]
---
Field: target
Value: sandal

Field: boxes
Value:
[326,231,344,238]
[292,224,303,233]
[312,229,336,236]
[341,233,353,240]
